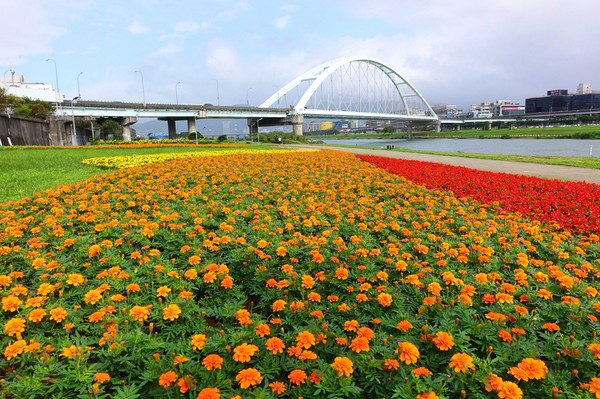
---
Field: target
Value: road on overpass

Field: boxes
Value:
[291,144,600,184]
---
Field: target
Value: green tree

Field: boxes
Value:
[101,119,123,140]
[0,89,53,120]
[382,124,395,134]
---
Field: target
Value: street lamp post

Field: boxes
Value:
[45,58,61,114]
[77,72,83,99]
[211,78,220,105]
[246,87,252,106]
[71,96,79,146]
[257,118,262,144]
[176,81,181,105]
[134,70,146,107]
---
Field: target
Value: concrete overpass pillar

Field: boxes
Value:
[406,121,413,138]
[167,119,177,139]
[291,114,304,136]
[118,116,137,142]
[247,118,258,141]
[187,118,197,134]
[434,120,441,133]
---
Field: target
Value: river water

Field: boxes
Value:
[320,138,598,157]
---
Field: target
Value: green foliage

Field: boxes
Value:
[217,134,228,142]
[101,119,123,139]
[382,124,395,134]
[1,92,54,120]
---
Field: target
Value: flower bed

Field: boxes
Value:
[0,150,599,398]
[357,155,600,235]
[81,148,304,169]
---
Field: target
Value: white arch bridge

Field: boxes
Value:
[63,56,438,140]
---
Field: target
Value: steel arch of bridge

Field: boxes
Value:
[260,56,438,121]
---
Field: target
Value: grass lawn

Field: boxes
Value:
[0,145,240,203]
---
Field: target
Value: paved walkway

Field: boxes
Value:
[292,145,600,184]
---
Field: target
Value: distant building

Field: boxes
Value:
[431,104,462,118]
[2,73,63,103]
[468,103,493,118]
[525,84,600,113]
[493,100,525,117]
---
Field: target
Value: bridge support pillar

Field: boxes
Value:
[118,117,137,142]
[291,114,304,136]
[405,122,413,138]
[434,120,441,133]
[167,119,177,139]
[187,118,197,135]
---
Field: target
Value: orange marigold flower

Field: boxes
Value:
[66,273,85,286]
[588,343,600,359]
[349,336,370,353]
[301,274,315,289]
[236,368,262,389]
[188,255,201,265]
[232,343,259,363]
[496,381,523,399]
[60,344,82,359]
[331,356,354,377]
[84,289,103,305]
[586,377,600,397]
[542,322,560,332]
[126,283,141,293]
[255,323,271,337]
[220,275,234,289]
[129,305,151,323]
[396,320,414,332]
[93,372,111,383]
[3,317,25,338]
[383,358,400,371]
[416,392,439,399]
[202,354,224,370]
[498,330,513,342]
[27,308,46,323]
[356,326,375,340]
[3,339,27,360]
[344,319,359,332]
[288,369,307,385]
[163,304,181,321]
[377,292,393,307]
[449,352,475,373]
[271,299,286,312]
[296,330,316,349]
[156,285,171,298]
[412,366,433,377]
[196,387,220,399]
[538,288,553,300]
[190,333,207,350]
[432,331,454,351]
[508,358,548,381]
[269,381,286,395]
[158,370,178,389]
[173,354,189,366]
[397,341,420,365]
[265,337,285,354]
[2,295,22,312]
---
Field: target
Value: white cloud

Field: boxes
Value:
[152,44,182,57]
[205,44,238,78]
[174,21,201,34]
[0,1,68,65]
[126,20,151,35]
[275,15,290,29]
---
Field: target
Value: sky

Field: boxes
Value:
[2,0,600,112]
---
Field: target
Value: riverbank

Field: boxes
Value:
[308,125,600,140]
